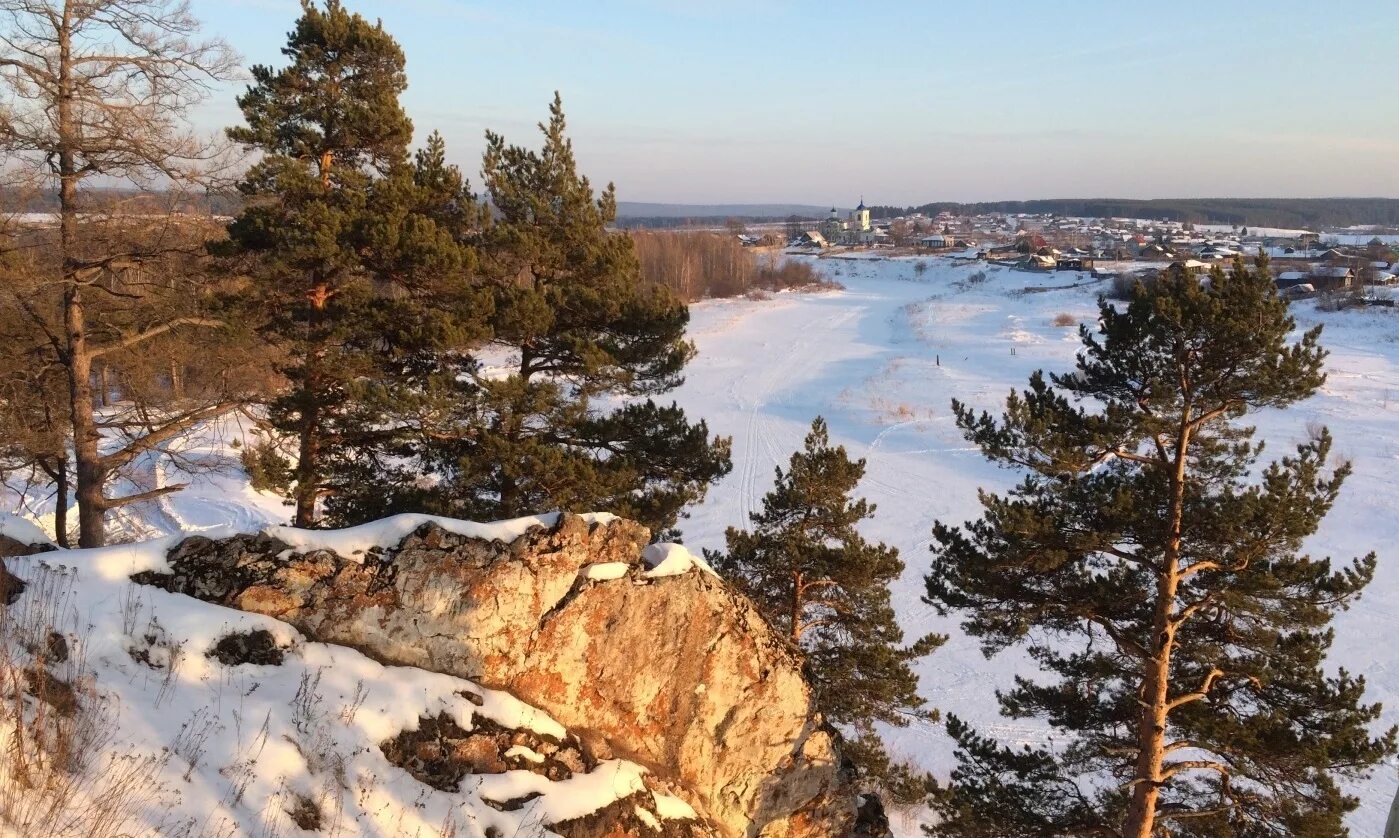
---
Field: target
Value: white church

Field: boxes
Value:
[820,199,885,246]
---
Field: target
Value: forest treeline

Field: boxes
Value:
[871,197,1399,229]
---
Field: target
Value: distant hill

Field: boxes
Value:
[870,198,1399,230]
[615,202,841,228]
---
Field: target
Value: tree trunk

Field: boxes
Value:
[293,282,329,528]
[169,360,183,401]
[1122,424,1192,838]
[39,455,70,550]
[293,405,319,527]
[55,5,107,549]
[790,572,804,643]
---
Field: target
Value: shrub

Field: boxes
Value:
[632,231,836,301]
[239,438,293,494]
[1052,312,1077,328]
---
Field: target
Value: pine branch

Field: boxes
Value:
[1165,667,1223,711]
[1160,759,1231,781]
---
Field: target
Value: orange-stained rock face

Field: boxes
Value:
[141,514,863,838]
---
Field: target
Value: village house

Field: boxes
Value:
[1167,259,1210,276]
[1275,270,1313,291]
[918,233,954,250]
[1055,256,1094,271]
[1310,266,1355,291]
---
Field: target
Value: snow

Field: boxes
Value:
[640,543,718,579]
[7,253,1399,834]
[0,512,52,546]
[653,791,699,820]
[505,745,546,764]
[268,511,618,558]
[1196,223,1315,238]
[1329,233,1399,246]
[474,760,648,823]
[582,561,632,581]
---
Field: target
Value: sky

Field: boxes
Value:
[190,0,1399,206]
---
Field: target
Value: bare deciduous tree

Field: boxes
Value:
[0,0,237,546]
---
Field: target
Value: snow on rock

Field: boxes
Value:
[505,744,547,764]
[130,512,866,837]
[641,542,718,578]
[581,560,632,581]
[0,512,52,548]
[266,510,618,559]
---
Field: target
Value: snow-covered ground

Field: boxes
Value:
[7,255,1399,834]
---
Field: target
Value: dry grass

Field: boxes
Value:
[1052,312,1077,328]
[0,565,174,837]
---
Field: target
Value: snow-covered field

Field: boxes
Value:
[8,255,1399,834]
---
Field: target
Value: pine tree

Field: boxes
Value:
[709,417,943,801]
[926,258,1395,836]
[222,0,483,526]
[331,94,730,538]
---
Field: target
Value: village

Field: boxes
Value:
[772,202,1399,303]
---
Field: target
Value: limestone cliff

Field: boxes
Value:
[134,513,880,838]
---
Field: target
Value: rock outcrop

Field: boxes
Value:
[135,514,862,837]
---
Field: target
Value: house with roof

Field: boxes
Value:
[1167,259,1210,276]
[918,233,954,250]
[1310,266,1354,291]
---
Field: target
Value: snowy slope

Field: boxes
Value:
[5,255,1399,834]
[0,516,698,837]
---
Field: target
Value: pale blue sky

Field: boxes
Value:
[192,0,1399,205]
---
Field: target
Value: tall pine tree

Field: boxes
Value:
[222,0,484,526]
[328,95,730,538]
[709,417,943,800]
[927,258,1395,836]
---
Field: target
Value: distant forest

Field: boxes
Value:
[869,198,1399,230]
[11,188,1399,231]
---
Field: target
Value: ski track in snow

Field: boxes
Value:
[7,257,1399,834]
